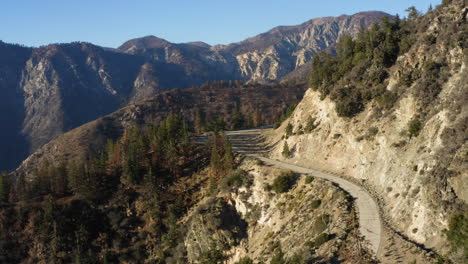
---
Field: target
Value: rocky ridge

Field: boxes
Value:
[267,1,467,261]
[0,11,387,172]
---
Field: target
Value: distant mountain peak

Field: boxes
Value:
[118,35,172,52]
[185,41,211,48]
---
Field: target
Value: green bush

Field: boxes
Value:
[376,91,398,109]
[200,246,226,264]
[235,257,253,264]
[305,175,314,184]
[313,233,331,248]
[304,116,318,133]
[311,200,322,209]
[285,123,294,136]
[270,246,285,264]
[272,171,297,194]
[408,119,423,137]
[313,214,330,233]
[220,169,252,190]
[282,142,291,158]
[444,213,468,258]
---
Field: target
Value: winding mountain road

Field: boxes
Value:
[197,128,382,255]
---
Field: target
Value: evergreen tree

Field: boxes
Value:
[0,171,10,203]
[405,6,420,20]
[253,110,263,127]
[210,138,221,176]
[15,173,27,201]
[150,192,163,234]
[222,135,234,171]
[230,107,245,129]
[67,161,83,193]
[144,163,156,188]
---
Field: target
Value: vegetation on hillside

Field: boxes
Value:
[0,114,211,263]
[309,2,466,118]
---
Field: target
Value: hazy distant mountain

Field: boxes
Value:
[0,11,387,171]
[119,11,389,83]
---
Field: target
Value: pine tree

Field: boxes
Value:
[150,193,163,234]
[405,6,420,20]
[144,163,156,188]
[67,161,83,193]
[230,107,245,129]
[222,135,234,172]
[210,138,221,176]
[15,173,27,201]
[0,171,10,203]
[253,110,263,127]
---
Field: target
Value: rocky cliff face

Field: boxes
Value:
[181,159,374,263]
[120,12,388,83]
[268,2,467,259]
[0,11,386,171]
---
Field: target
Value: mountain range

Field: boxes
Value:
[0,11,388,171]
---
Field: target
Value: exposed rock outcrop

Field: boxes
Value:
[0,11,386,172]
[268,2,467,257]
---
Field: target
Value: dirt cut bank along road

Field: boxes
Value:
[216,128,383,256]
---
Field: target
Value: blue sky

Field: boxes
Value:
[1,0,440,48]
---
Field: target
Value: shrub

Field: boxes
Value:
[424,34,437,45]
[200,246,225,264]
[285,123,294,136]
[313,233,331,248]
[313,214,330,233]
[304,116,317,133]
[220,169,252,190]
[335,99,364,117]
[255,159,264,166]
[236,257,253,264]
[282,142,291,158]
[270,246,285,264]
[288,253,303,264]
[376,91,398,109]
[408,119,423,137]
[367,127,379,138]
[444,213,468,258]
[272,171,297,194]
[311,200,322,209]
[305,175,314,184]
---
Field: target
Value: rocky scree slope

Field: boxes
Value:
[269,1,467,261]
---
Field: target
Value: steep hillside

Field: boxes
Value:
[14,82,306,180]
[268,1,467,262]
[0,42,191,171]
[0,11,385,172]
[0,42,33,171]
[0,116,376,263]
